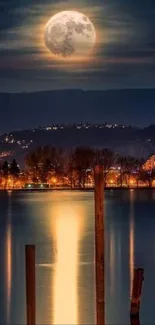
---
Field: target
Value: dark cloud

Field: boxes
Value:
[0,0,155,92]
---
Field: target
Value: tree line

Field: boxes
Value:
[0,159,20,177]
[0,159,20,188]
[24,146,154,188]
[1,146,154,188]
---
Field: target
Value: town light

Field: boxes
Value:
[52,177,57,184]
[109,179,114,184]
[130,179,135,187]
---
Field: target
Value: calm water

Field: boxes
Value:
[0,190,155,325]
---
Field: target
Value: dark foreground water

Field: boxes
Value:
[0,190,155,325]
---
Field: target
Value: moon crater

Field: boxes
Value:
[44,11,96,59]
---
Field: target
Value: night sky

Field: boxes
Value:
[0,0,155,131]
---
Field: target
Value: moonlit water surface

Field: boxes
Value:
[0,190,155,325]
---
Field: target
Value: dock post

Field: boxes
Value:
[130,315,140,325]
[94,165,105,325]
[25,245,36,325]
[130,268,144,319]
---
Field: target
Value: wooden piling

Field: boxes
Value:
[25,245,36,325]
[130,315,140,325]
[130,268,144,318]
[94,165,105,325]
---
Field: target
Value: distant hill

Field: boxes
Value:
[0,123,155,167]
[0,89,155,132]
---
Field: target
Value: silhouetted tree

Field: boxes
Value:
[25,146,64,183]
[2,161,9,176]
[1,161,9,189]
[70,147,95,188]
[25,150,40,182]
[95,148,116,186]
[116,155,141,186]
[138,168,155,188]
[10,159,20,177]
[9,159,20,187]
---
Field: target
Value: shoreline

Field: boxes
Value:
[1,187,155,192]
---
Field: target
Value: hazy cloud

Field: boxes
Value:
[0,0,155,91]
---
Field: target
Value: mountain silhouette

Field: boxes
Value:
[0,89,155,133]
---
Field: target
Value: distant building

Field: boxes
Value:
[143,155,155,171]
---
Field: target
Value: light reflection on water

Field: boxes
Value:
[5,197,12,325]
[129,190,135,298]
[0,190,155,325]
[52,204,84,325]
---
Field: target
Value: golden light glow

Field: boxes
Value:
[52,202,84,325]
[129,178,136,187]
[6,214,12,324]
[109,179,114,184]
[51,177,57,184]
[129,191,135,297]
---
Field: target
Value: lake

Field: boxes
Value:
[0,189,155,325]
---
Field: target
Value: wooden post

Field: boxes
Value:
[25,245,36,325]
[130,315,140,325]
[94,165,105,325]
[130,268,144,318]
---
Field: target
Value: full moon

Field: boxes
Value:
[44,11,96,59]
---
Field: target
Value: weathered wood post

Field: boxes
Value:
[94,165,105,325]
[130,268,144,319]
[130,315,140,325]
[25,245,36,325]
